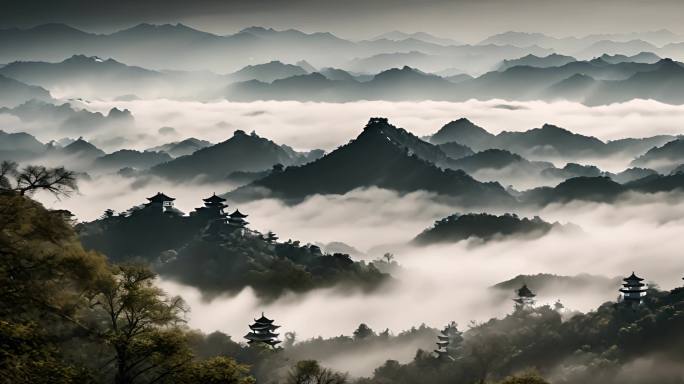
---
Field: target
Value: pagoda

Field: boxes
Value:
[244,313,281,349]
[193,193,228,220]
[434,321,463,361]
[620,272,647,305]
[228,209,249,231]
[513,284,536,309]
[144,192,176,213]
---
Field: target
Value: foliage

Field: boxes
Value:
[413,213,555,245]
[78,209,389,298]
[0,160,77,197]
[176,356,256,384]
[286,360,348,384]
[0,194,256,384]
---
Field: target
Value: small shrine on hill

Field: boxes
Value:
[620,272,647,305]
[434,321,463,361]
[244,313,281,348]
[513,284,536,309]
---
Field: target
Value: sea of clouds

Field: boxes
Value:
[24,99,684,375]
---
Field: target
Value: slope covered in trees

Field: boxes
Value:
[412,213,559,245]
[231,118,513,206]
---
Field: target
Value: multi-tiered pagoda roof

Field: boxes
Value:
[620,272,647,304]
[145,192,175,205]
[244,313,281,348]
[142,192,183,215]
[434,321,462,361]
[513,284,536,308]
[193,193,228,219]
[228,209,249,228]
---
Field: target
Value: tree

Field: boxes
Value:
[286,360,347,384]
[90,264,191,384]
[177,356,255,384]
[353,323,375,340]
[383,253,394,263]
[0,161,77,197]
[0,194,109,382]
[497,371,549,384]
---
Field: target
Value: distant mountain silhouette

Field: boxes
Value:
[150,130,319,182]
[577,40,659,60]
[371,31,461,46]
[624,172,684,194]
[541,163,606,180]
[229,118,513,206]
[59,137,106,160]
[0,74,52,107]
[1,100,134,135]
[611,167,658,184]
[228,61,308,83]
[498,53,576,71]
[596,52,661,64]
[0,130,46,161]
[494,124,605,158]
[521,176,625,205]
[429,119,683,164]
[429,118,495,150]
[492,273,621,297]
[146,138,212,158]
[0,55,165,98]
[94,150,172,171]
[451,149,552,175]
[413,213,559,245]
[631,139,684,172]
[436,142,474,160]
[521,172,684,206]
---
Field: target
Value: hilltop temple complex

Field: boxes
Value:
[121,191,260,238]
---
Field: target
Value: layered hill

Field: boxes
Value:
[429,118,676,161]
[150,130,322,182]
[412,213,559,245]
[0,74,52,107]
[228,118,514,206]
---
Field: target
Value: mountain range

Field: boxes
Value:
[3,47,684,104]
[228,118,514,205]
[428,118,678,162]
[150,129,324,182]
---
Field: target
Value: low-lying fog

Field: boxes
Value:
[26,99,684,376]
[7,98,684,172]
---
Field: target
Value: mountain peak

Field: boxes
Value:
[430,118,493,148]
[239,26,277,35]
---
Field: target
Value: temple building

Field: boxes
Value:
[144,192,182,215]
[244,313,281,348]
[192,193,228,220]
[434,321,463,361]
[513,284,536,309]
[620,272,647,305]
[228,209,249,231]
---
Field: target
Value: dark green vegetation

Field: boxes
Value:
[0,193,257,384]
[4,183,684,384]
[77,195,388,299]
[412,213,560,245]
[358,287,684,384]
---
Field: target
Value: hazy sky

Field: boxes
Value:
[3,0,684,42]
